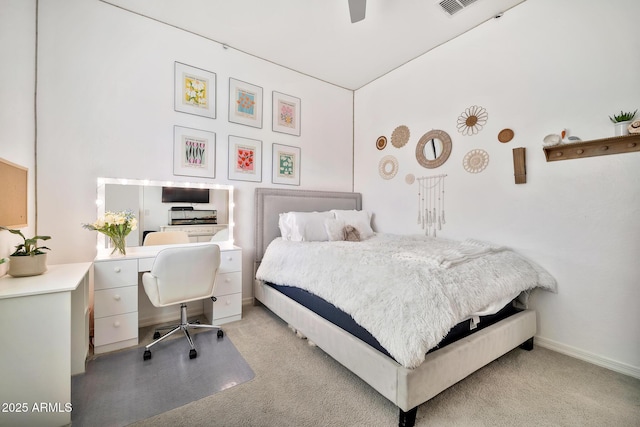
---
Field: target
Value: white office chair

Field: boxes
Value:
[142,244,222,360]
[143,231,190,246]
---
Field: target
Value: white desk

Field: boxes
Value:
[93,242,242,355]
[0,262,91,427]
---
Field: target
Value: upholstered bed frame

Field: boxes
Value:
[253,188,536,426]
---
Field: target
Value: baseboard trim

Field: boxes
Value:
[535,336,640,379]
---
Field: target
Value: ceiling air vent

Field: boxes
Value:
[439,0,479,16]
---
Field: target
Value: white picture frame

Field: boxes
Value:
[228,135,262,182]
[272,91,301,136]
[272,143,300,185]
[173,126,216,178]
[174,62,216,119]
[228,78,263,128]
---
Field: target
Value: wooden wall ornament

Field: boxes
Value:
[416,129,452,169]
[512,147,526,184]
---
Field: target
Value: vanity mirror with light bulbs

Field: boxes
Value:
[96,177,234,249]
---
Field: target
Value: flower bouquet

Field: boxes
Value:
[83,210,138,255]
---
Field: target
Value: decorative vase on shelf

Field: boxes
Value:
[614,120,631,137]
[110,235,127,256]
[8,253,48,277]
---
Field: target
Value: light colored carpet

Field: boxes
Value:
[131,304,640,427]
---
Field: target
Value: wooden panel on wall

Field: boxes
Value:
[0,157,28,228]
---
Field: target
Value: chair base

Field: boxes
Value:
[142,303,223,361]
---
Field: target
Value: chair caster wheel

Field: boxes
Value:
[153,331,161,339]
[217,330,224,338]
[143,350,152,361]
[189,349,197,359]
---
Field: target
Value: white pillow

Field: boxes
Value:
[287,211,335,242]
[324,218,346,241]
[330,209,374,239]
[278,213,293,240]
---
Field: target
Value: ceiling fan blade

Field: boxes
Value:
[348,0,366,23]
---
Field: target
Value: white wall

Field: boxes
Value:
[0,0,37,275]
[36,0,354,299]
[354,0,640,376]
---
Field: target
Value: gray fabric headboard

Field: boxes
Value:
[254,188,362,263]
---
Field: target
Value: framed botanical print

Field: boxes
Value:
[173,126,216,178]
[228,135,262,182]
[228,78,263,128]
[174,62,216,118]
[272,143,300,185]
[272,91,301,136]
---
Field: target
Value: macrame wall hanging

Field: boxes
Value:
[417,174,447,237]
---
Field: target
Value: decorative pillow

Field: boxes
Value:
[325,218,346,241]
[330,209,374,239]
[287,211,335,242]
[343,225,360,242]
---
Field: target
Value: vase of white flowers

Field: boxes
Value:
[83,210,138,256]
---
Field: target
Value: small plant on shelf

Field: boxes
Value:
[609,109,637,123]
[0,226,51,257]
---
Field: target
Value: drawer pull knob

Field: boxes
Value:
[114,267,121,273]
[114,321,121,328]
[114,294,121,301]
[227,257,233,261]
[225,278,231,283]
[226,300,230,305]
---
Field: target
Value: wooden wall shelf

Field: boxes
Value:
[543,134,640,162]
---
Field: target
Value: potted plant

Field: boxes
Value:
[0,226,51,277]
[609,109,637,136]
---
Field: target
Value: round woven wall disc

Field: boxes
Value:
[498,128,514,143]
[376,136,387,150]
[391,125,410,148]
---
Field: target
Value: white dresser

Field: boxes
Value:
[93,242,242,354]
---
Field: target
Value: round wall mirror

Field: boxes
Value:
[416,129,452,169]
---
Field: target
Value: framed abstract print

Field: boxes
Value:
[272,143,300,185]
[174,62,216,118]
[228,135,262,182]
[228,78,263,128]
[173,126,216,178]
[272,91,301,136]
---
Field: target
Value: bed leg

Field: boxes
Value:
[519,337,534,351]
[399,407,418,427]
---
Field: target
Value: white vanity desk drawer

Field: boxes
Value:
[94,286,138,318]
[219,249,241,273]
[94,259,138,289]
[215,271,241,296]
[94,312,138,347]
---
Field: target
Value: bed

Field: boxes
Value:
[253,188,553,426]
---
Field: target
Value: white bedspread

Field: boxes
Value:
[256,234,557,369]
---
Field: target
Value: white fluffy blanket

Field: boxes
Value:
[256,234,557,369]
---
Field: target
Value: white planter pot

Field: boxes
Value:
[8,254,48,277]
[614,120,631,136]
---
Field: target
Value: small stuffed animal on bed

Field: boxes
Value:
[343,225,361,242]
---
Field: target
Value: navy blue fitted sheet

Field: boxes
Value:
[266,282,520,360]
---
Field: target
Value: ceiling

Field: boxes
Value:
[101,0,527,90]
